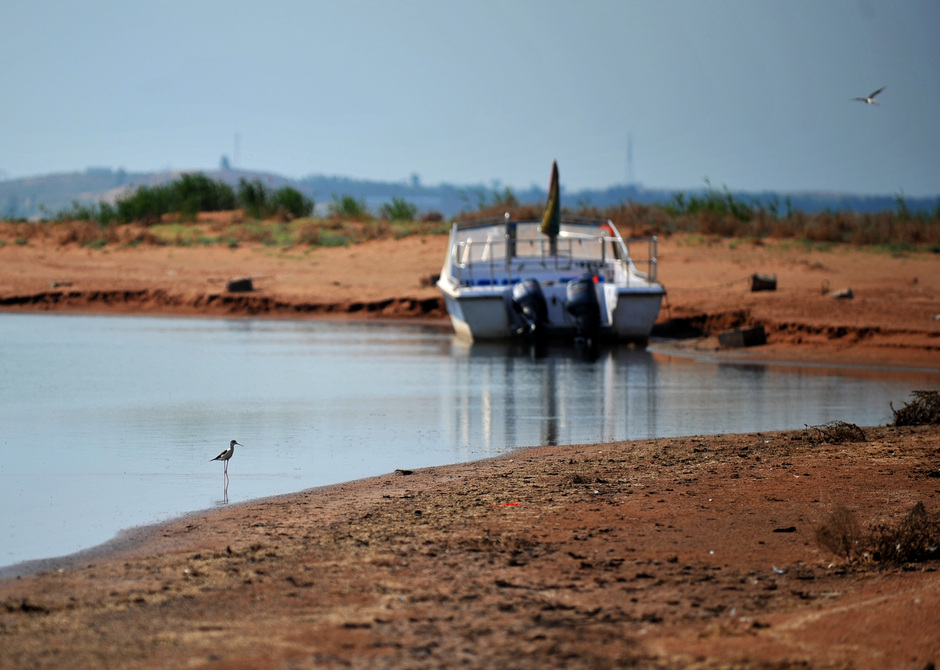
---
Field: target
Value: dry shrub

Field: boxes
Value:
[116,225,163,246]
[53,221,121,246]
[696,212,748,237]
[292,219,354,247]
[196,209,244,225]
[815,506,862,560]
[766,210,808,240]
[808,420,866,443]
[294,220,322,246]
[228,223,268,244]
[360,219,393,241]
[816,502,940,564]
[0,221,48,243]
[868,502,939,563]
[891,390,940,426]
[804,211,857,243]
[590,202,672,237]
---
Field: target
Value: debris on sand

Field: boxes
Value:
[892,390,940,426]
[808,420,866,443]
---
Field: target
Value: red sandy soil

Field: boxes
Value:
[1,427,939,669]
[0,232,938,368]
[1,232,940,668]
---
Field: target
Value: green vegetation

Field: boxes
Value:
[236,179,313,220]
[328,194,370,220]
[380,197,418,221]
[54,173,312,225]
[1,173,937,251]
[663,178,756,222]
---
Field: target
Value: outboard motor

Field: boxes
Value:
[564,275,601,344]
[511,278,549,340]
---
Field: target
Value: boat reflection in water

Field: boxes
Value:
[439,338,925,456]
[443,341,660,453]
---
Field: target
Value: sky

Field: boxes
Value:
[1,0,938,197]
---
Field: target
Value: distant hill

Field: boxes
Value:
[1,168,937,221]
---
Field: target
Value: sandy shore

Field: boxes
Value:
[1,233,938,369]
[1,233,939,667]
[2,426,939,668]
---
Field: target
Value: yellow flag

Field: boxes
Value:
[539,160,560,237]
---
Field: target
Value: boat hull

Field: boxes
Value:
[440,289,511,341]
[439,281,663,344]
[607,285,665,340]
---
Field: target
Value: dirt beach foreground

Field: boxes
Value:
[1,233,940,668]
[2,427,939,669]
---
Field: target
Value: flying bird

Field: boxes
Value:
[852,86,886,105]
[211,439,243,474]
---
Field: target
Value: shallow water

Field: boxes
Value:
[1,313,936,569]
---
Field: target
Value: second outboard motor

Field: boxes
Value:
[565,275,601,343]
[511,278,549,340]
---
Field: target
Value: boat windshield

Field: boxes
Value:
[447,217,658,286]
[455,226,509,265]
[454,219,621,265]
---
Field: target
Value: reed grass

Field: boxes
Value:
[2,172,937,250]
[457,186,938,249]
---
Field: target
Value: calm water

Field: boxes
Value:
[1,313,937,570]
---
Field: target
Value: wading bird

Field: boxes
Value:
[852,86,886,105]
[211,440,243,474]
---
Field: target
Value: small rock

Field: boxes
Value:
[718,326,767,348]
[750,273,777,292]
[226,277,253,293]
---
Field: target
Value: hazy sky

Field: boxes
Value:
[2,0,938,196]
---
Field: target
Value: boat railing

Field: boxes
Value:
[623,236,658,283]
[449,229,658,288]
[450,237,504,287]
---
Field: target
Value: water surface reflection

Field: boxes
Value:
[0,314,935,570]
[444,339,930,449]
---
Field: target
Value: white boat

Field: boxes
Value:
[436,213,665,345]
